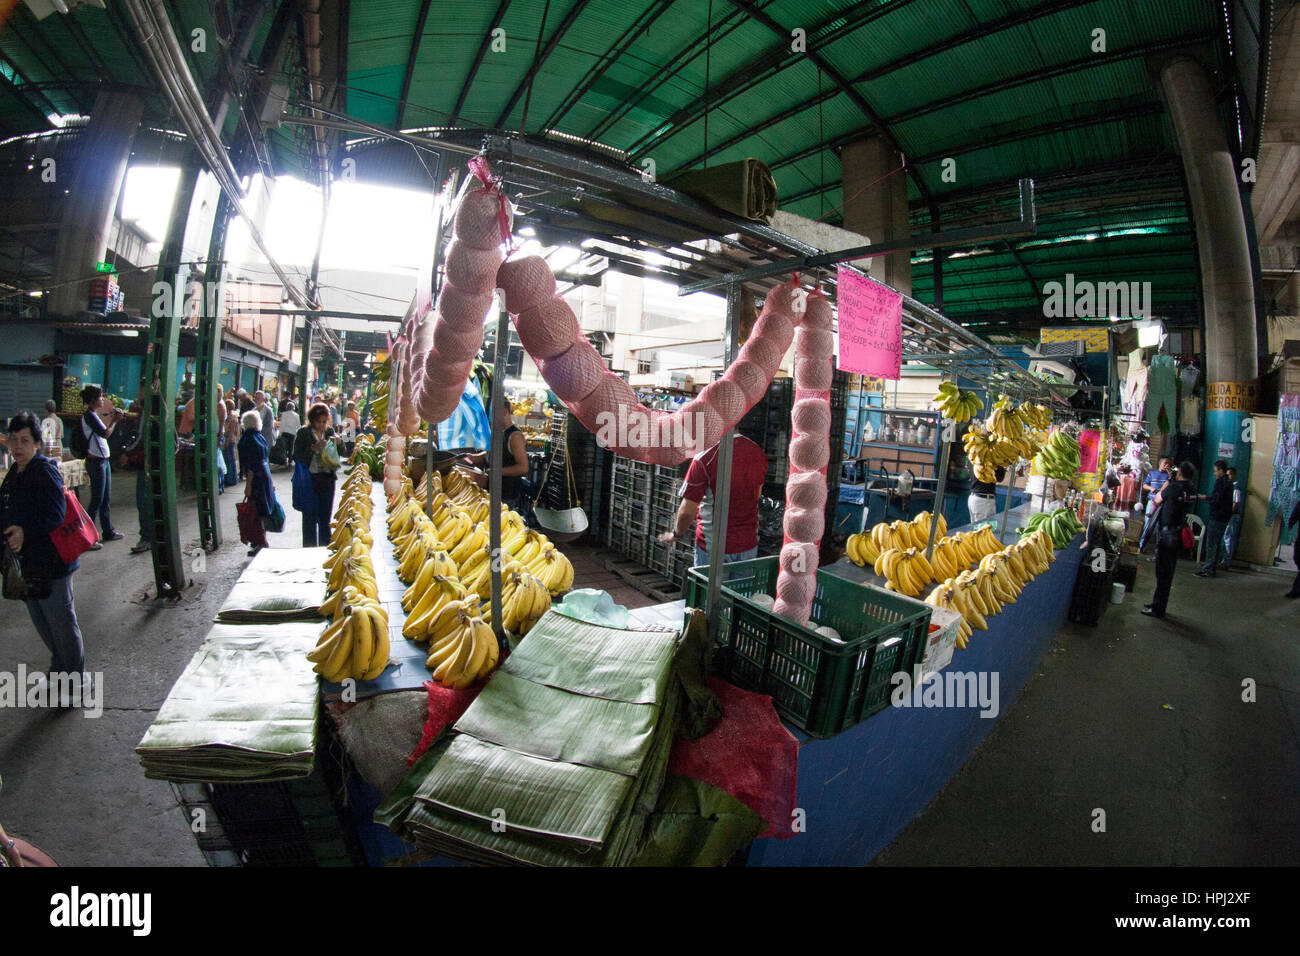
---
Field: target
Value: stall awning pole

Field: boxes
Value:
[925,379,952,563]
[424,169,454,518]
[489,296,509,644]
[999,453,1016,538]
[706,279,742,640]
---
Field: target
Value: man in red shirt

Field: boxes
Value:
[659,430,769,567]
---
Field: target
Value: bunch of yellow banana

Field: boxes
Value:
[925,583,974,647]
[329,491,374,552]
[874,547,934,597]
[398,534,455,584]
[448,521,491,567]
[365,362,390,431]
[909,510,947,545]
[845,532,881,567]
[963,524,1006,558]
[424,603,499,688]
[867,520,909,555]
[977,553,1023,605]
[962,422,1020,482]
[517,544,575,594]
[401,549,462,612]
[932,381,984,422]
[1025,529,1057,566]
[458,544,497,600]
[324,536,378,600]
[946,531,986,567]
[388,490,430,543]
[927,538,967,580]
[481,569,552,635]
[1020,402,1053,430]
[306,598,390,682]
[404,576,472,640]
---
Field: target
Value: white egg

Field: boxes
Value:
[814,625,843,643]
[750,593,775,610]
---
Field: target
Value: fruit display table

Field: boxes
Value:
[744,502,1085,865]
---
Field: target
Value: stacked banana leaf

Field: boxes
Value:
[376,613,684,866]
[135,622,321,782]
[216,548,329,623]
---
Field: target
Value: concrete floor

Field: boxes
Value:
[875,555,1300,866]
[1,468,1295,866]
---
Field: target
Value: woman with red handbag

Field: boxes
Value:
[0,411,86,690]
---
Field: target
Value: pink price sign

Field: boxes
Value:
[835,267,902,380]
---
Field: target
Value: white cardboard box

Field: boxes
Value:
[921,606,963,676]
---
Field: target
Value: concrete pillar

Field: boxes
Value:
[1159,56,1260,497]
[49,90,146,317]
[840,136,910,295]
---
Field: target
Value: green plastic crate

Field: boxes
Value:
[686,557,932,738]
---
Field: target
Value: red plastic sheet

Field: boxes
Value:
[669,677,800,839]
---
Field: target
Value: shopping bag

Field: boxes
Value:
[291,461,315,514]
[1181,525,1194,552]
[1,541,49,601]
[236,500,268,549]
[265,498,286,534]
[50,489,98,564]
[321,439,341,470]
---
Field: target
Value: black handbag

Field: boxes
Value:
[1,540,50,601]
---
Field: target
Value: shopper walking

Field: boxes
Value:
[293,403,339,547]
[275,401,300,467]
[222,400,240,488]
[1,411,88,689]
[238,410,276,557]
[1138,456,1173,552]
[1218,466,1244,569]
[39,401,63,460]
[79,384,122,545]
[254,390,276,452]
[1195,460,1233,578]
[1143,460,1198,618]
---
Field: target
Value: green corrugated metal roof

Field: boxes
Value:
[0,0,1239,325]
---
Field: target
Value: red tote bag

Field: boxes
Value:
[50,489,99,564]
[236,500,268,549]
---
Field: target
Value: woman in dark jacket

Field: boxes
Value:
[0,411,86,681]
[237,409,276,556]
[292,402,338,547]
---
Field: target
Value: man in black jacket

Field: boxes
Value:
[1195,460,1233,578]
[1143,461,1198,618]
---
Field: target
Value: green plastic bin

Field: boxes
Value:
[686,557,932,737]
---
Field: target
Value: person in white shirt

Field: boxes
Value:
[275,401,300,466]
[79,384,123,543]
[40,401,63,460]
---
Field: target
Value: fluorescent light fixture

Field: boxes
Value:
[1137,321,1162,347]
